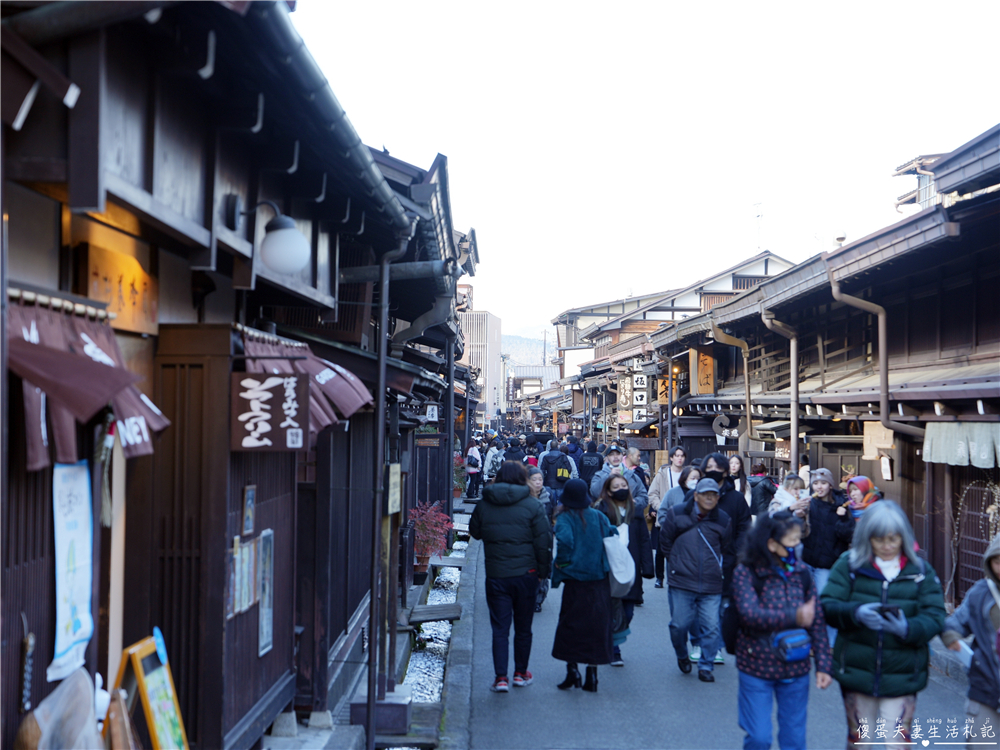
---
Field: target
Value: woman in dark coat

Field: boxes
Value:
[820,501,945,750]
[594,474,654,666]
[552,479,615,692]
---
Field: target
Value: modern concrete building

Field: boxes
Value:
[458,307,504,430]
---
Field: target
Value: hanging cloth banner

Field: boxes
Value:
[47,460,94,682]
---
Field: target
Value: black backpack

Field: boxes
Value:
[721,567,813,655]
[543,453,572,487]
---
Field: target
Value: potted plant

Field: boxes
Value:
[410,501,453,580]
[453,451,466,498]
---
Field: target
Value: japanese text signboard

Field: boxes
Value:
[231,373,310,451]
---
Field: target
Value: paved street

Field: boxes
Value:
[441,538,968,750]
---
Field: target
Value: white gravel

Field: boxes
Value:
[403,542,467,702]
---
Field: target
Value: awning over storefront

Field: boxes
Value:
[923,422,1000,469]
[7,296,171,468]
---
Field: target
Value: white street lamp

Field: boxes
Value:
[224,195,310,275]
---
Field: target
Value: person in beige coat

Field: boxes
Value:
[647,445,687,588]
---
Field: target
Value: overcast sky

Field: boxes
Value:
[291,2,999,339]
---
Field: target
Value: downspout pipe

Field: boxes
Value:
[821,253,925,439]
[760,308,799,472]
[367,222,416,750]
[710,321,758,441]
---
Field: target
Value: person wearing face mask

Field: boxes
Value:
[696,452,753,665]
[661,477,732,682]
[588,444,648,510]
[594,475,653,666]
[820,501,945,750]
[732,511,833,750]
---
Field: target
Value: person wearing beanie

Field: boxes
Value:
[943,534,1000,737]
[551,479,616,693]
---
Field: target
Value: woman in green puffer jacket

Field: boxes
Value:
[820,501,946,750]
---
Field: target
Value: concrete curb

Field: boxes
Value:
[438,538,480,750]
[929,635,970,694]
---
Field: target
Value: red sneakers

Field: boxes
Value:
[512,671,533,687]
[490,676,509,692]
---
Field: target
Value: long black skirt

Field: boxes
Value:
[551,577,614,665]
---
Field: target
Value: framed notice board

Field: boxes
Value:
[107,634,189,750]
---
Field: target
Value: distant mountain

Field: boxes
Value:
[502,335,549,366]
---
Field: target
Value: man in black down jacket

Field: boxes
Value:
[661,477,732,682]
[470,461,552,691]
[577,441,604,489]
[503,437,526,464]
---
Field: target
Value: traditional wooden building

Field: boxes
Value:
[649,123,1000,604]
[2,2,472,747]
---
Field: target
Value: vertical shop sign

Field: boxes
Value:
[231,373,309,451]
[688,347,716,396]
[48,460,94,682]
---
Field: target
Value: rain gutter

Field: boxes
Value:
[710,321,759,442]
[760,307,799,469]
[1,1,172,45]
[368,219,416,749]
[821,253,925,439]
[246,2,410,234]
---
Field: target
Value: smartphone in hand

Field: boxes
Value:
[879,605,901,618]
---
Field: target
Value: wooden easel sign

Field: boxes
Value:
[107,628,189,749]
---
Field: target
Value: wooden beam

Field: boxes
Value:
[105,171,211,248]
[978,400,999,415]
[68,29,105,212]
[898,403,921,418]
[4,156,67,182]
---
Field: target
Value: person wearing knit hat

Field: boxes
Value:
[846,476,882,519]
[551,479,616,692]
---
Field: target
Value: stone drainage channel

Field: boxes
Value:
[397,540,466,749]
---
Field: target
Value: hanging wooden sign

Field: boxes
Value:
[107,632,189,750]
[689,347,715,396]
[231,373,309,451]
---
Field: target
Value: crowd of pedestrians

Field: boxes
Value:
[467,431,957,750]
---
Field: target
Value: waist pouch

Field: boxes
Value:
[771,629,811,662]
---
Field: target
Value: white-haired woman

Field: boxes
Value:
[820,501,946,750]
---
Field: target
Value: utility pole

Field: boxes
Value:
[541,330,547,365]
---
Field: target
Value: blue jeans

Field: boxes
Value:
[668,588,721,672]
[738,670,809,750]
[485,573,539,677]
[809,566,838,648]
[690,595,729,652]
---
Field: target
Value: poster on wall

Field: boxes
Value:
[48,460,95,682]
[258,529,274,656]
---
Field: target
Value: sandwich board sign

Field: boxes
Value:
[107,630,189,749]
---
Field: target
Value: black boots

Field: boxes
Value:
[582,666,598,692]
[557,663,581,690]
